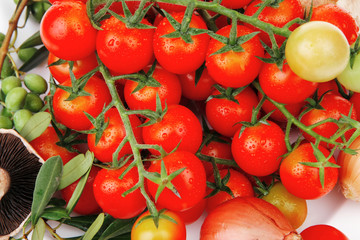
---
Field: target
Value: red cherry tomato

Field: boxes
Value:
[220,0,252,9]
[301,224,349,240]
[40,1,97,60]
[175,198,207,225]
[350,92,360,121]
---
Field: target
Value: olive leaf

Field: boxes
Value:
[32,218,46,240]
[83,213,105,240]
[41,207,71,221]
[19,31,42,49]
[31,156,63,226]
[20,112,52,142]
[18,46,49,72]
[98,218,136,240]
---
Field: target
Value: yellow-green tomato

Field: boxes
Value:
[285,21,350,83]
[262,181,307,229]
[337,51,360,93]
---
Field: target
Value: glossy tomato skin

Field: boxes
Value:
[350,92,360,121]
[142,104,203,155]
[93,163,146,219]
[316,79,346,97]
[259,61,318,104]
[280,143,339,199]
[220,0,252,9]
[61,166,102,215]
[205,86,259,138]
[40,1,97,60]
[146,151,207,212]
[205,25,264,88]
[96,15,154,74]
[300,224,349,240]
[153,12,210,74]
[244,0,304,46]
[30,126,78,164]
[300,94,357,148]
[175,198,207,225]
[87,108,143,163]
[52,76,112,131]
[48,52,98,84]
[311,4,359,45]
[206,169,254,213]
[124,65,181,111]
[179,68,216,101]
[131,210,186,240]
[231,120,287,176]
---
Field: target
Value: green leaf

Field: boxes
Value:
[31,156,63,226]
[41,207,71,221]
[98,218,136,240]
[20,112,52,142]
[63,215,100,232]
[32,218,46,240]
[58,151,94,190]
[19,31,42,49]
[83,213,105,240]
[19,46,49,72]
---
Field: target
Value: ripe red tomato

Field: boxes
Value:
[231,120,287,176]
[145,151,207,212]
[350,92,360,121]
[40,1,97,61]
[124,65,182,111]
[280,143,339,199]
[175,198,207,224]
[300,94,357,148]
[311,4,359,45]
[206,169,254,213]
[316,80,347,97]
[49,0,88,3]
[61,166,102,215]
[179,68,216,101]
[48,52,98,84]
[96,15,154,74]
[153,11,210,74]
[244,0,304,46]
[30,126,78,164]
[259,61,318,104]
[52,76,112,131]
[93,163,146,219]
[301,224,349,240]
[131,210,186,240]
[205,25,264,88]
[220,0,252,9]
[87,107,143,163]
[142,104,203,155]
[205,86,259,138]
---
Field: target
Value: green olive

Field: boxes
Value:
[1,56,14,79]
[5,87,27,111]
[1,108,13,118]
[0,116,13,129]
[13,109,32,132]
[30,2,51,22]
[24,93,45,112]
[24,73,48,94]
[1,76,22,95]
[18,47,37,62]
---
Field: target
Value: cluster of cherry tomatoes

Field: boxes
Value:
[25,0,360,239]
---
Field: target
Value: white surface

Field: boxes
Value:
[1,1,360,239]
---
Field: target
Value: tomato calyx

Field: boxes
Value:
[253,175,277,198]
[257,33,287,70]
[206,167,235,198]
[254,0,286,9]
[128,62,161,94]
[134,208,178,229]
[206,84,249,104]
[349,35,360,69]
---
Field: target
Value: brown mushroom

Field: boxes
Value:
[0,129,44,240]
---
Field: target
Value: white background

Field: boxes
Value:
[1,0,360,239]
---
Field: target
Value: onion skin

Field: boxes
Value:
[338,136,360,201]
[200,197,302,240]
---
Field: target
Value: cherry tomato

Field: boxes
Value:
[280,143,339,199]
[61,166,102,215]
[285,21,350,82]
[52,76,112,131]
[262,181,307,229]
[175,198,207,225]
[124,65,181,111]
[220,0,252,9]
[131,210,186,240]
[316,80,347,97]
[206,168,254,213]
[205,86,259,138]
[206,25,264,88]
[40,1,97,60]
[153,11,210,74]
[87,107,143,163]
[93,163,146,219]
[145,151,207,212]
[142,104,203,155]
[48,52,98,84]
[311,3,359,45]
[244,0,304,46]
[231,120,287,176]
[96,15,154,74]
[350,92,360,120]
[301,224,349,240]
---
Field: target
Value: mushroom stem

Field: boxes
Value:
[0,168,10,201]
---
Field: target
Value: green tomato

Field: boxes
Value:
[24,73,48,94]
[285,21,350,83]
[5,87,27,111]
[24,93,45,112]
[0,116,13,129]
[13,109,32,132]
[337,52,360,93]
[1,76,22,95]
